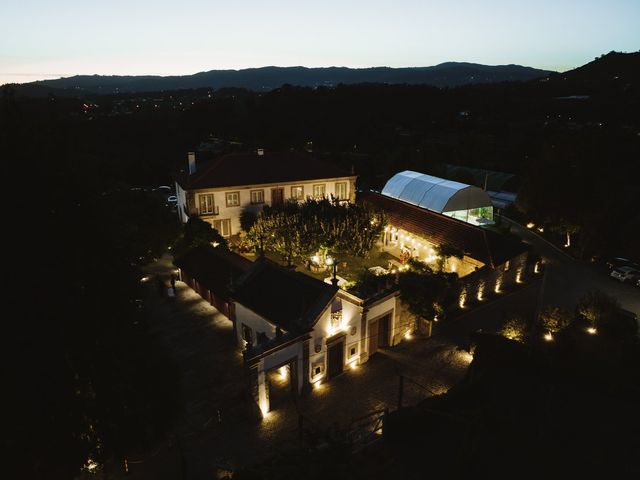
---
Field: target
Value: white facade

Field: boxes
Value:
[234,289,398,415]
[177,176,356,236]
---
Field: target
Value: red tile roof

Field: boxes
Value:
[174,246,252,300]
[179,151,353,190]
[359,191,528,268]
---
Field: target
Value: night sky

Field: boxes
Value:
[2,0,639,85]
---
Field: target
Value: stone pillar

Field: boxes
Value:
[359,308,369,363]
[301,340,310,393]
[257,360,269,417]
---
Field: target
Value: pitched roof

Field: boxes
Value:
[180,151,353,190]
[174,246,252,299]
[359,191,528,268]
[232,258,338,333]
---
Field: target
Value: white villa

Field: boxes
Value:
[175,150,357,236]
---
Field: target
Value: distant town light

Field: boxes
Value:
[544,332,553,341]
[587,327,597,335]
[526,222,535,229]
[140,276,150,283]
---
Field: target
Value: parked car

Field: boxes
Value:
[606,257,640,270]
[610,266,639,283]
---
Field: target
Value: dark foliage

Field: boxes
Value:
[3,89,181,479]
[172,216,227,258]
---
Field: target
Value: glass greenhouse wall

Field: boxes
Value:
[444,206,494,225]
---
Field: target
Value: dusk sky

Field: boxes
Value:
[2,0,639,85]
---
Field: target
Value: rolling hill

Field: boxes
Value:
[7,63,554,95]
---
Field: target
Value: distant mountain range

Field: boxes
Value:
[7,63,554,95]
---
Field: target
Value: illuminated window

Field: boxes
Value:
[335,182,347,200]
[250,189,264,204]
[291,186,304,200]
[313,184,326,198]
[225,191,240,207]
[198,194,215,214]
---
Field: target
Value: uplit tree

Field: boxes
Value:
[500,316,527,342]
[576,290,619,331]
[540,306,573,335]
[173,216,227,257]
[397,259,461,325]
[434,243,464,272]
[240,208,259,232]
[246,198,385,264]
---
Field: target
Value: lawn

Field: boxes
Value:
[242,247,398,285]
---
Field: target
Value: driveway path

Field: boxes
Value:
[502,217,639,316]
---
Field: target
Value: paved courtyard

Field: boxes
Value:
[135,254,472,479]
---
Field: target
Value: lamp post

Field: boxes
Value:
[326,255,339,287]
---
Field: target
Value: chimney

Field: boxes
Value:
[188,151,196,175]
[257,148,265,156]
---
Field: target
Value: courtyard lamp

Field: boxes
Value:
[326,255,339,287]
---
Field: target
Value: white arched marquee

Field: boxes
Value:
[381,170,494,225]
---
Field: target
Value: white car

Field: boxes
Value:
[610,266,639,283]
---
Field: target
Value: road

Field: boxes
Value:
[502,217,640,317]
